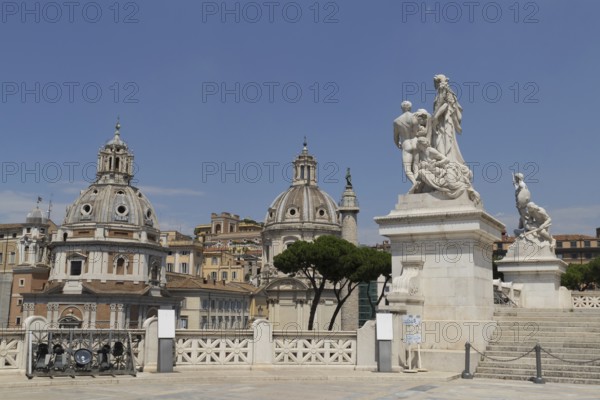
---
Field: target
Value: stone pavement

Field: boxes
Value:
[0,368,599,399]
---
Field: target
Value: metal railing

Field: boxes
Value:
[461,341,600,384]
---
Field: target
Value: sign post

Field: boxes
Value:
[157,310,175,373]
[402,314,426,373]
[376,313,393,372]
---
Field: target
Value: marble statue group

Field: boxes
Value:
[394,73,555,251]
[393,74,479,204]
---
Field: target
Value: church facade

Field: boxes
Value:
[16,122,180,329]
[261,141,360,330]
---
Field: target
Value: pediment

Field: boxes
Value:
[265,277,308,292]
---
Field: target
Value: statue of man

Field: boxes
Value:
[345,167,352,187]
[431,75,465,165]
[513,173,531,236]
[393,101,430,184]
[524,202,556,249]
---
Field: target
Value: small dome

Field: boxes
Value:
[265,185,339,228]
[26,207,47,225]
[64,184,159,229]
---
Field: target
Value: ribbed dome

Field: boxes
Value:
[63,121,158,229]
[64,184,159,228]
[26,206,47,225]
[265,185,339,227]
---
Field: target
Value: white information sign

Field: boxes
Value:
[158,309,176,339]
[402,315,422,344]
[402,315,421,326]
[376,313,393,341]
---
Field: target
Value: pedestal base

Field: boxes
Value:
[497,252,567,309]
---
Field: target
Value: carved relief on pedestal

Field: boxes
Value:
[390,260,424,296]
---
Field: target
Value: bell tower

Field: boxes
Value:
[96,120,135,185]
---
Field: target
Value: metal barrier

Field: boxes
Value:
[27,329,138,379]
[462,341,600,384]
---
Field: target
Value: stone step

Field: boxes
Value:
[484,350,600,359]
[474,372,600,385]
[494,307,600,313]
[478,361,600,372]
[478,309,600,384]
[494,316,600,323]
[491,330,600,337]
[487,342,600,350]
[488,337,600,344]
[494,312,600,317]
[475,366,600,380]
[489,321,600,333]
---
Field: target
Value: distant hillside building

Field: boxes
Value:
[494,230,600,265]
[194,212,263,282]
[1,205,57,328]
[161,230,203,276]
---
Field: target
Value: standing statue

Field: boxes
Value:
[393,101,430,185]
[431,75,465,165]
[513,173,531,236]
[345,167,352,187]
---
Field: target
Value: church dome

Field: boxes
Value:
[265,185,339,227]
[264,141,340,231]
[64,184,159,228]
[26,205,47,225]
[62,121,159,229]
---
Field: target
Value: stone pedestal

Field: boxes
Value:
[497,239,567,308]
[375,192,504,371]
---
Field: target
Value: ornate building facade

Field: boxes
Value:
[16,122,179,329]
[2,205,57,328]
[261,141,360,330]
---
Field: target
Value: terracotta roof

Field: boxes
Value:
[38,280,172,296]
[229,282,264,295]
[0,223,25,230]
[82,281,152,295]
[554,234,598,241]
[496,236,516,243]
[166,272,252,293]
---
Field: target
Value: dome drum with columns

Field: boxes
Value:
[51,122,166,288]
[18,121,180,330]
[260,140,360,330]
[262,141,342,269]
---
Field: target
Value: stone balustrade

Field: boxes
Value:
[572,291,600,308]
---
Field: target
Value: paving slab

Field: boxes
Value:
[0,369,599,399]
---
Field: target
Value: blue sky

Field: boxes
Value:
[1,0,600,244]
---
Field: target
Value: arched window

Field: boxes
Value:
[116,257,125,275]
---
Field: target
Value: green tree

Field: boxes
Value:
[275,236,393,330]
[351,247,391,320]
[274,240,323,330]
[561,263,590,290]
[314,236,361,331]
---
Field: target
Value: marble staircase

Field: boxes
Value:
[474,308,600,384]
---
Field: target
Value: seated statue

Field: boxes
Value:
[408,137,480,205]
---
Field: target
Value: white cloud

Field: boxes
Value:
[138,186,204,197]
[548,205,600,235]
[359,227,387,246]
[0,190,67,224]
[158,217,196,236]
